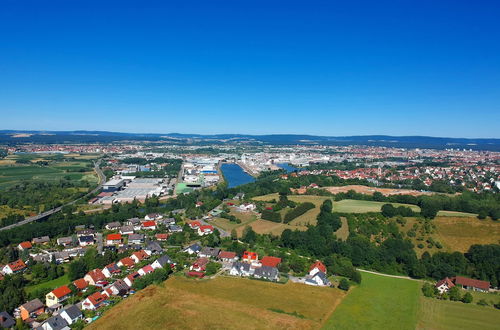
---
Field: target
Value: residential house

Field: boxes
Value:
[161,218,176,226]
[131,250,149,263]
[102,263,121,278]
[242,251,259,264]
[78,235,94,247]
[190,258,210,272]
[18,241,32,251]
[106,233,122,245]
[145,213,163,221]
[119,225,134,235]
[56,237,73,247]
[82,292,106,311]
[145,241,163,255]
[117,257,135,269]
[138,264,154,276]
[109,279,129,296]
[168,224,183,233]
[253,266,279,281]
[309,261,327,276]
[0,311,15,329]
[46,285,72,307]
[229,262,252,277]
[142,221,156,230]
[452,276,490,292]
[152,255,175,270]
[260,256,281,268]
[33,253,52,263]
[126,217,142,230]
[32,236,50,245]
[435,277,455,294]
[218,251,238,263]
[305,271,331,287]
[19,299,44,321]
[84,269,106,285]
[76,229,95,237]
[128,233,144,245]
[2,259,27,274]
[155,233,169,241]
[197,225,214,236]
[199,247,220,259]
[41,315,69,330]
[184,243,202,255]
[59,305,82,325]
[124,272,141,287]
[105,222,121,230]
[238,203,256,212]
[72,278,88,291]
[53,251,70,264]
[188,221,201,230]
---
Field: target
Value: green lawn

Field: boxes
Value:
[324,272,420,330]
[25,274,70,294]
[417,296,500,330]
[332,199,421,213]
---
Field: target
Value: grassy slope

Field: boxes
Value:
[324,272,420,330]
[417,296,500,330]
[332,199,421,213]
[25,274,70,294]
[89,276,346,330]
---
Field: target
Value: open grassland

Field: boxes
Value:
[236,219,307,237]
[324,272,420,330]
[89,276,346,330]
[332,199,421,213]
[334,217,350,241]
[434,216,500,252]
[323,185,436,197]
[437,210,478,217]
[417,296,500,330]
[25,274,69,294]
[211,210,257,232]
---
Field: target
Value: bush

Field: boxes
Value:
[477,299,489,306]
[421,283,437,298]
[417,243,424,249]
[461,292,473,304]
[339,278,350,291]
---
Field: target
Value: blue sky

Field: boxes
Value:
[1,0,499,137]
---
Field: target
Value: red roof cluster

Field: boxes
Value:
[260,256,282,268]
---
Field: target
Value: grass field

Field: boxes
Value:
[334,217,349,241]
[437,210,478,217]
[332,199,421,213]
[25,274,70,294]
[89,276,346,330]
[417,296,500,330]
[211,210,258,232]
[434,216,500,252]
[324,272,420,330]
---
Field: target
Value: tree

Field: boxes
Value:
[448,286,461,301]
[461,292,473,304]
[339,278,350,291]
[231,229,237,240]
[421,283,437,298]
[68,259,87,281]
[381,204,396,218]
[242,226,257,245]
[205,262,222,276]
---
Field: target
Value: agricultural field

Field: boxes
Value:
[236,219,307,237]
[324,272,420,330]
[437,210,478,217]
[433,216,500,252]
[89,276,347,330]
[211,210,258,232]
[332,199,421,213]
[417,296,500,330]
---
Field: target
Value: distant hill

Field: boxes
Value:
[0,130,499,151]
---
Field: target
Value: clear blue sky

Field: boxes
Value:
[1,0,499,137]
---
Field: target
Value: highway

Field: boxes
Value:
[0,159,106,231]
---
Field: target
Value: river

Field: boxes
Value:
[220,163,255,188]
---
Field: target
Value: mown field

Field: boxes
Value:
[417,296,500,330]
[89,276,347,330]
[434,216,500,252]
[332,199,421,213]
[324,272,420,330]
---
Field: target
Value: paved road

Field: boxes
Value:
[0,159,105,231]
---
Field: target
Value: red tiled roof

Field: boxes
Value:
[133,250,149,261]
[86,269,105,282]
[189,221,201,228]
[7,259,27,272]
[243,251,258,261]
[309,261,327,274]
[19,241,32,249]
[453,276,490,291]
[435,277,455,289]
[106,233,122,241]
[187,271,205,278]
[87,292,106,306]
[51,285,71,298]
[73,278,89,290]
[155,233,169,240]
[142,221,156,227]
[260,256,282,268]
[199,225,213,232]
[141,265,154,274]
[120,257,135,267]
[218,251,236,259]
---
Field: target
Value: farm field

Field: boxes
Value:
[89,276,347,330]
[236,219,307,237]
[332,199,421,213]
[324,272,420,330]
[433,216,500,252]
[437,210,478,217]
[211,210,257,232]
[323,185,435,197]
[417,296,500,330]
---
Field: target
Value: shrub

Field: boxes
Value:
[339,278,350,291]
[283,202,315,223]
